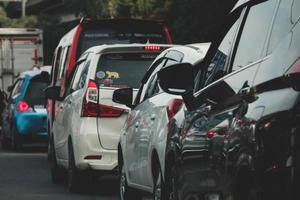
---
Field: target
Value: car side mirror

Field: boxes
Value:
[157,63,198,111]
[113,88,133,108]
[45,86,63,101]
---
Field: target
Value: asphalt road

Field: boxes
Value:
[0,144,119,200]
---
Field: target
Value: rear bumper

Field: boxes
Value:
[15,112,48,137]
[72,118,118,172]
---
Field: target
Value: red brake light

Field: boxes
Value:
[207,130,217,138]
[167,99,183,119]
[144,45,161,51]
[82,80,124,117]
[17,100,29,112]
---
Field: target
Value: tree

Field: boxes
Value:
[0,4,37,28]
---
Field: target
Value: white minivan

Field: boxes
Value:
[45,43,172,192]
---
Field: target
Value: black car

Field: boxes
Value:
[157,0,299,199]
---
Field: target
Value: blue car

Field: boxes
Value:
[1,70,50,150]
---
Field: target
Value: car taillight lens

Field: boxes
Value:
[144,45,161,51]
[207,130,218,138]
[17,100,30,112]
[82,80,124,117]
[167,99,183,119]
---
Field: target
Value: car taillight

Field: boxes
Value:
[82,80,124,117]
[17,100,30,112]
[167,99,183,119]
[207,130,218,138]
[144,45,161,51]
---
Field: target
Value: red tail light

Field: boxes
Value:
[167,99,184,119]
[144,45,161,51]
[82,80,124,117]
[207,130,217,138]
[17,100,30,112]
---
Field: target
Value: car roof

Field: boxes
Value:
[153,42,211,65]
[19,70,48,80]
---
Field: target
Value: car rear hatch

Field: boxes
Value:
[89,45,170,150]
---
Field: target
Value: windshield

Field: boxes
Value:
[95,53,158,88]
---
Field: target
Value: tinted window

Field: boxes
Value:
[11,79,24,98]
[205,20,240,86]
[77,61,90,90]
[69,61,88,92]
[267,0,293,54]
[232,0,277,69]
[78,28,167,57]
[53,47,62,83]
[96,53,158,88]
[25,78,48,106]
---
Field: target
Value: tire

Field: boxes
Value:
[67,141,84,192]
[119,164,141,200]
[49,137,64,183]
[11,126,22,151]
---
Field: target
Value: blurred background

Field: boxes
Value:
[0,0,236,64]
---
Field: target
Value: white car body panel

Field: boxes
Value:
[52,44,173,172]
[121,43,210,192]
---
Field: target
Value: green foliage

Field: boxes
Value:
[0,5,37,28]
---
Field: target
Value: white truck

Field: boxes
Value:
[0,28,43,91]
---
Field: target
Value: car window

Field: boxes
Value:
[24,76,49,106]
[58,46,71,79]
[95,53,158,88]
[76,60,91,90]
[204,19,240,86]
[11,79,24,98]
[58,47,67,79]
[53,47,62,84]
[292,0,300,23]
[267,0,293,54]
[232,0,277,70]
[69,61,88,93]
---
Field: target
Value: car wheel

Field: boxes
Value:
[67,141,84,192]
[49,137,63,183]
[120,164,141,200]
[11,126,22,151]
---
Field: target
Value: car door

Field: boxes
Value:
[124,57,168,186]
[136,52,184,188]
[53,58,89,162]
[181,0,278,196]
